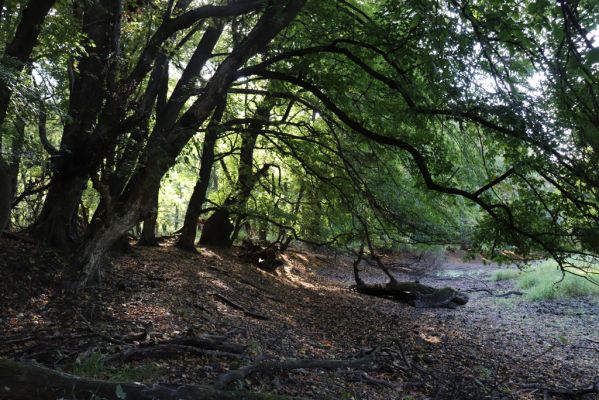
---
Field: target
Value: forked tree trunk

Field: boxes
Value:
[33,0,121,248]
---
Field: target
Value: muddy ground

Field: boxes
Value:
[0,237,598,399]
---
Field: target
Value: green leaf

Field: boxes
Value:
[587,48,599,65]
[115,384,127,399]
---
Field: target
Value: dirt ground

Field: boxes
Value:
[0,237,598,399]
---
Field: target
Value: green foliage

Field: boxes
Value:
[517,261,599,300]
[492,269,521,281]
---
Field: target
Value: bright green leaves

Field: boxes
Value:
[587,48,599,66]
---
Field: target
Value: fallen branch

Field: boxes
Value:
[0,358,303,400]
[215,348,380,389]
[465,288,524,297]
[212,292,270,320]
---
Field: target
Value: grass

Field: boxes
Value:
[73,352,160,382]
[492,269,521,281]
[515,260,599,300]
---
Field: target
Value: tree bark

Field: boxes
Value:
[138,187,160,246]
[355,281,469,308]
[33,0,122,249]
[177,101,226,251]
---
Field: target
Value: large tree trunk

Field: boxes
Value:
[177,101,226,251]
[33,0,122,248]
[138,187,160,246]
[0,358,301,400]
[32,173,88,249]
[198,207,235,247]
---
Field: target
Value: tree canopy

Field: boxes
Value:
[0,0,597,285]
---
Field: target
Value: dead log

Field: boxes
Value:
[355,281,469,308]
[215,348,380,389]
[0,358,304,400]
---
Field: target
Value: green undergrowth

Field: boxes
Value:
[73,351,160,382]
[515,261,599,300]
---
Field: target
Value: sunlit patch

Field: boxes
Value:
[420,333,441,344]
[210,279,230,290]
[198,248,223,260]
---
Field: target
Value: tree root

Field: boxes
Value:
[0,358,304,400]
[106,334,246,363]
[215,348,380,389]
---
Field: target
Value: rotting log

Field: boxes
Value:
[355,281,469,308]
[0,358,304,400]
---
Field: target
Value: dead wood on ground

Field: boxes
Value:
[352,244,468,308]
[0,358,304,400]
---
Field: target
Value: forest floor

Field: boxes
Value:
[0,236,598,399]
